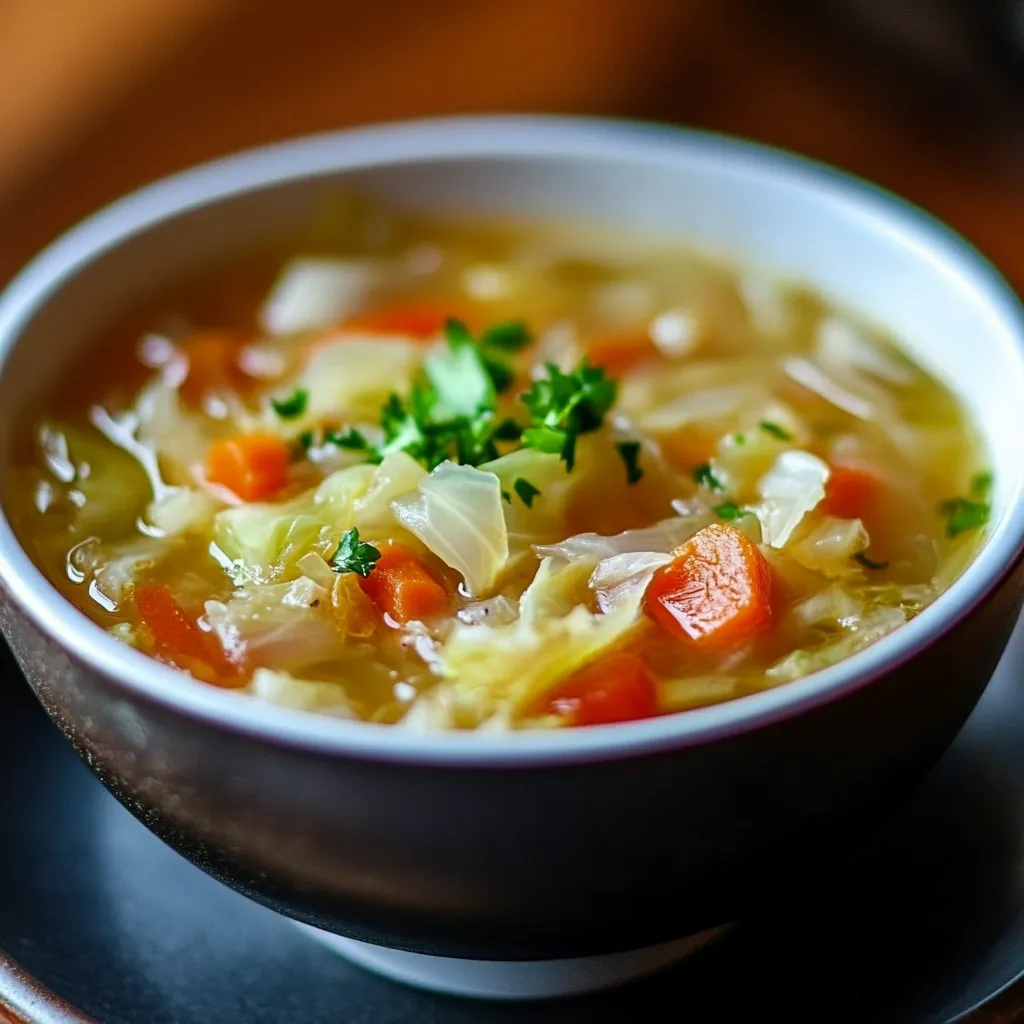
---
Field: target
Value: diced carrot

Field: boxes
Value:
[544,652,658,727]
[822,465,881,521]
[134,584,242,685]
[344,302,466,339]
[586,331,659,376]
[644,523,773,646]
[357,543,449,624]
[179,330,247,404]
[206,434,290,502]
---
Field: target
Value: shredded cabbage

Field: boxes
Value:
[249,668,358,716]
[438,584,646,726]
[146,488,220,536]
[754,450,830,548]
[660,675,740,711]
[519,557,594,625]
[766,606,906,683]
[258,258,380,336]
[391,462,508,597]
[788,515,869,576]
[589,550,672,613]
[204,578,343,672]
[816,316,916,386]
[791,585,862,630]
[534,514,707,564]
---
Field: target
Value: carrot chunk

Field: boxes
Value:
[344,302,464,339]
[821,465,880,521]
[206,434,290,501]
[545,652,658,726]
[134,584,240,684]
[179,330,246,404]
[357,544,449,623]
[586,331,659,376]
[644,523,773,646]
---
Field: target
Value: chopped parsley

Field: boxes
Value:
[325,426,373,452]
[616,441,643,485]
[713,501,748,521]
[693,462,725,493]
[733,433,747,446]
[970,471,993,498]
[271,387,309,419]
[329,527,381,578]
[513,477,541,507]
[940,497,990,538]
[853,551,889,570]
[501,489,512,504]
[759,420,793,442]
[520,359,617,472]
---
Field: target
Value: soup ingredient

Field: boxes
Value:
[544,651,658,726]
[206,434,290,502]
[357,543,449,624]
[644,523,773,646]
[329,527,381,578]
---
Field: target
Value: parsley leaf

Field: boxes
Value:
[939,497,990,538]
[616,441,643,484]
[501,489,512,504]
[330,527,381,578]
[759,420,793,442]
[970,471,993,498]
[693,462,725,493]
[271,387,308,419]
[480,321,531,353]
[714,501,748,521]
[424,321,495,419]
[853,551,889,570]
[324,426,373,452]
[520,359,617,470]
[513,478,541,507]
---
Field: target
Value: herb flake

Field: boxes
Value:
[616,441,643,485]
[853,551,889,570]
[939,497,990,538]
[693,462,725,493]
[271,387,309,420]
[714,502,748,521]
[513,478,541,507]
[759,420,793,442]
[330,527,381,578]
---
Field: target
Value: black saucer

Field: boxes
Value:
[2,619,1024,1024]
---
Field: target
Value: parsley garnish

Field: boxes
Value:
[330,528,381,578]
[693,462,725,493]
[501,489,512,504]
[324,426,373,452]
[939,497,990,538]
[271,387,309,419]
[970,471,993,498]
[759,420,793,442]
[616,441,643,484]
[853,551,889,570]
[480,321,531,353]
[513,478,541,507]
[520,359,617,471]
[714,501,748,521]
[734,433,747,446]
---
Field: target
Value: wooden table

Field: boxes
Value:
[0,0,1022,1019]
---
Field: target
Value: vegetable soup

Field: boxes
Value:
[8,201,990,730]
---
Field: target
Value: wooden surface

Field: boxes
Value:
[0,0,1022,1019]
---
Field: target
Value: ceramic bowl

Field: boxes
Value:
[1,117,1023,1000]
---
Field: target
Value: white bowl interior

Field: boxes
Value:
[0,118,1022,763]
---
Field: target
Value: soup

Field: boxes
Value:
[7,201,991,730]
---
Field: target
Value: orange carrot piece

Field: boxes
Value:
[206,434,290,502]
[644,523,773,646]
[134,584,241,685]
[586,331,659,376]
[545,652,658,727]
[821,465,881,521]
[179,330,247,404]
[357,544,449,624]
[344,302,466,339]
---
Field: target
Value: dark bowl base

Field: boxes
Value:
[297,922,732,1000]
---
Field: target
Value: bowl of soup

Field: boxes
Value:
[0,116,1022,999]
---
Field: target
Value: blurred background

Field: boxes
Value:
[0,0,1023,288]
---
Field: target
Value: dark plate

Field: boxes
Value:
[2,617,1024,1024]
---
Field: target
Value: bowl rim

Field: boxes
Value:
[1,113,1023,767]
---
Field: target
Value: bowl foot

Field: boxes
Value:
[295,922,731,1000]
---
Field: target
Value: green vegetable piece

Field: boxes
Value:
[481,321,531,353]
[513,478,541,508]
[693,462,725,493]
[970,471,993,498]
[271,388,309,420]
[713,501,748,521]
[616,441,643,485]
[939,497,990,538]
[325,426,372,452]
[330,527,381,578]
[759,420,793,442]
[853,551,889,570]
